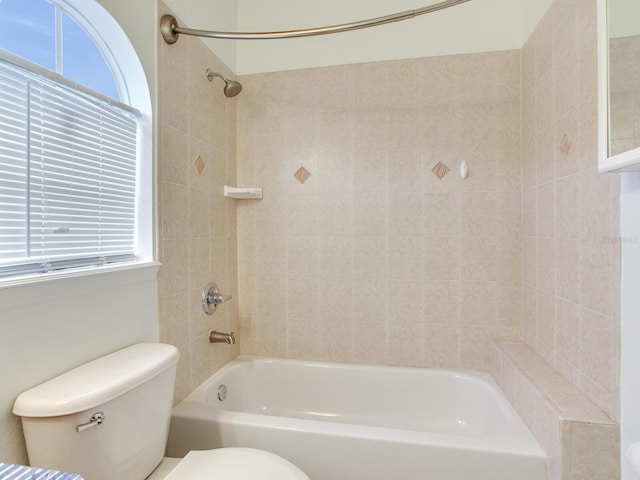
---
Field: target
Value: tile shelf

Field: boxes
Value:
[223,185,263,199]
[491,341,619,480]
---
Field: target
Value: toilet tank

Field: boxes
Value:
[13,343,180,480]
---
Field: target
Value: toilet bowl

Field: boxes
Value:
[13,343,309,480]
[149,449,308,480]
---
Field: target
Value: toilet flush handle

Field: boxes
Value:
[76,412,105,433]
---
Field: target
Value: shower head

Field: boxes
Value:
[206,69,242,98]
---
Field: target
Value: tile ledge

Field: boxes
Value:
[493,341,616,426]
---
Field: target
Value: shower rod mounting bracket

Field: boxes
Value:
[160,0,472,44]
[160,14,179,44]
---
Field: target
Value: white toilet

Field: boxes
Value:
[13,343,309,480]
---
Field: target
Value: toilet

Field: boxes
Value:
[13,343,309,480]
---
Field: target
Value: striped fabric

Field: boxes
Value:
[0,463,84,480]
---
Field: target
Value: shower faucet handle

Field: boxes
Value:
[202,282,233,315]
[213,293,232,304]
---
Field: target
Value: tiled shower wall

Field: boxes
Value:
[236,51,523,370]
[521,0,620,420]
[157,5,240,403]
[156,0,621,425]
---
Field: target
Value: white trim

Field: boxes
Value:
[0,260,160,291]
[54,0,129,104]
[55,6,63,75]
[0,0,154,274]
[597,0,640,173]
[600,147,640,173]
[52,0,154,265]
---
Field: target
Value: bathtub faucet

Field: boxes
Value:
[209,330,236,345]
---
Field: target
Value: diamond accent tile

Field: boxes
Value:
[193,154,205,175]
[294,166,311,184]
[431,161,450,180]
[559,133,573,158]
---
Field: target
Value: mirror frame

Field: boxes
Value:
[598,0,640,172]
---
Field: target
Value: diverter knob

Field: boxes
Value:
[202,282,233,315]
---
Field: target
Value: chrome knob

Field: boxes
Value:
[202,282,233,315]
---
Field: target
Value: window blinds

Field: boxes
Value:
[0,59,139,278]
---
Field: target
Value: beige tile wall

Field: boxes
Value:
[156,0,620,432]
[157,6,240,403]
[236,50,523,370]
[521,0,620,420]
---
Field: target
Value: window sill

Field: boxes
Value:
[0,261,160,291]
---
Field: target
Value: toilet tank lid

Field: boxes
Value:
[13,343,180,417]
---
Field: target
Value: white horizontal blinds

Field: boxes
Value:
[0,62,29,263]
[0,59,139,277]
[29,78,138,261]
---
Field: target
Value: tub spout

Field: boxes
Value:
[209,330,236,345]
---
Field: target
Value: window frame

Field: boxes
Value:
[0,0,154,287]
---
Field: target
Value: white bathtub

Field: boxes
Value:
[166,356,546,480]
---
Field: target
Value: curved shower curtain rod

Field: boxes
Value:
[160,0,472,44]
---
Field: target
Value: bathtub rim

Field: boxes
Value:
[172,355,546,460]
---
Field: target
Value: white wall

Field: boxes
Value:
[521,0,554,42]
[0,0,160,464]
[96,0,157,100]
[0,266,159,463]
[162,0,554,75]
[620,173,640,480]
[235,0,521,74]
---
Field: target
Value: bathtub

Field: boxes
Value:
[166,356,546,480]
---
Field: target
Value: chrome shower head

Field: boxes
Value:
[206,69,242,98]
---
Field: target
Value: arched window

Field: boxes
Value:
[0,0,152,280]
